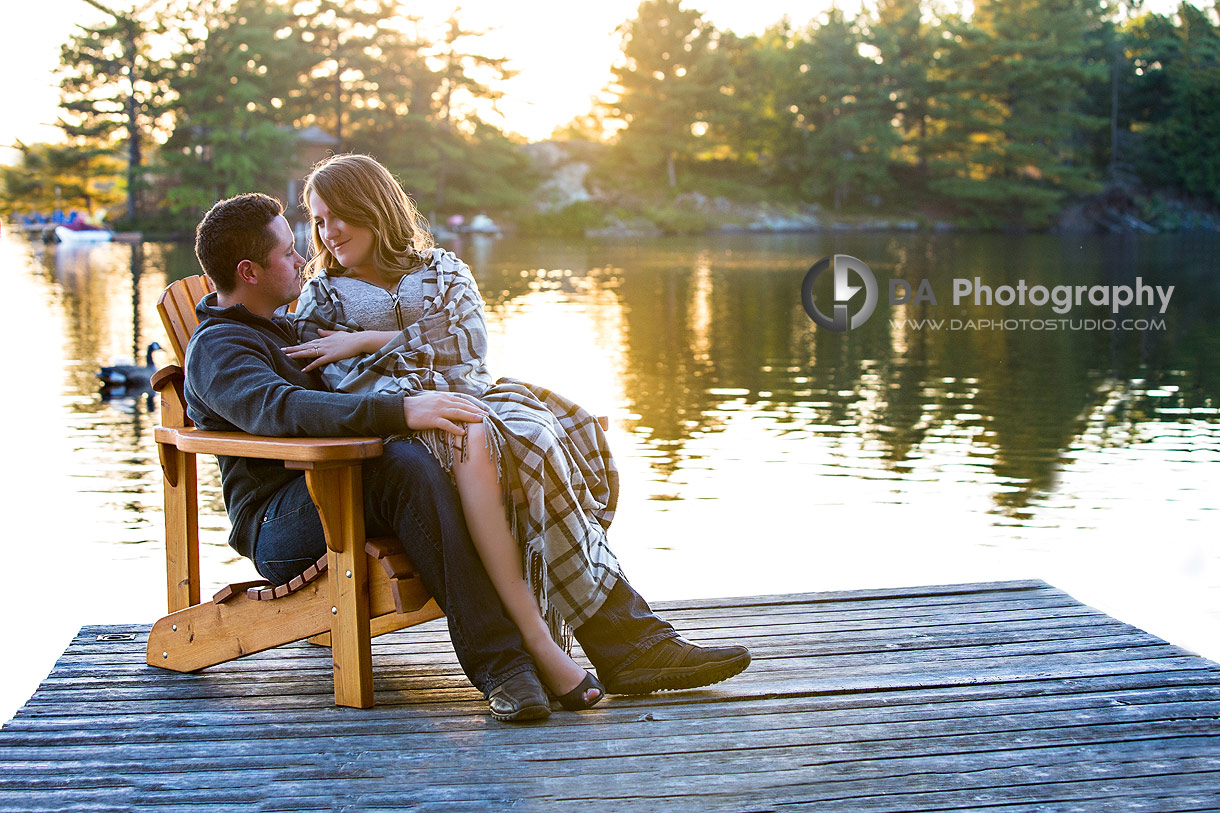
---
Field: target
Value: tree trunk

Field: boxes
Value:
[1110,43,1120,170]
[666,151,676,188]
[335,70,344,150]
[435,78,453,212]
[435,158,448,214]
[82,156,94,212]
[917,116,929,177]
[127,90,140,222]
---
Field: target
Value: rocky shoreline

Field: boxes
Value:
[518,141,1220,238]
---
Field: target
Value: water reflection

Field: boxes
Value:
[477,232,1219,668]
[2,229,1218,726]
[14,237,232,550]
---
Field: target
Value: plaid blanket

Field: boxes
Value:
[289,249,621,637]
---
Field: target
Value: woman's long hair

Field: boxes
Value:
[302,153,435,282]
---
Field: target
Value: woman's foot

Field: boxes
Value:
[555,671,605,711]
[531,640,604,708]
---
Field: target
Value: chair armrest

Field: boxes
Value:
[151,364,184,393]
[155,427,384,463]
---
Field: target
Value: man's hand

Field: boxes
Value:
[284,328,397,372]
[403,392,488,436]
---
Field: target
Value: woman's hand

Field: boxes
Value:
[283,328,394,371]
[403,392,489,436]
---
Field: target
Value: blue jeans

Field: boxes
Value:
[573,578,680,677]
[255,439,530,694]
[255,438,677,692]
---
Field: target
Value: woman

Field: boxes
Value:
[283,154,618,711]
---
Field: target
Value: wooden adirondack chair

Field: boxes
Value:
[147,274,444,708]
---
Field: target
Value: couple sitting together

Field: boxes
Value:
[187,153,750,722]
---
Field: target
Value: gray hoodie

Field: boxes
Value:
[184,291,407,558]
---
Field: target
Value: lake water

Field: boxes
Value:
[3,229,1217,724]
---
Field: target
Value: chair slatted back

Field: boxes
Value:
[157,275,215,366]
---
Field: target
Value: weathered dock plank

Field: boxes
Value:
[2,580,1218,811]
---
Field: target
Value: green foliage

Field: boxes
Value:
[517,202,607,236]
[782,10,901,210]
[21,0,1220,234]
[608,0,720,188]
[0,141,124,218]
[58,0,173,221]
[867,0,937,177]
[280,0,435,149]
[1124,4,1220,203]
[592,0,1220,229]
[904,0,1109,226]
[642,202,721,234]
[158,0,299,216]
[701,25,798,176]
[676,161,792,203]
[398,10,519,214]
[388,120,539,216]
[37,0,543,230]
[1136,191,1220,230]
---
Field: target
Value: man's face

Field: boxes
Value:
[257,215,306,305]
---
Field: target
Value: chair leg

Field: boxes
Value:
[160,445,200,612]
[306,464,374,709]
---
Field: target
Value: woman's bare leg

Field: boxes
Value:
[451,423,600,706]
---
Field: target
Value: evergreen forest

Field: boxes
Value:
[4,0,1220,233]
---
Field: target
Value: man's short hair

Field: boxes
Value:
[195,193,284,293]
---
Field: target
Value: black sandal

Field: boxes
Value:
[555,671,605,711]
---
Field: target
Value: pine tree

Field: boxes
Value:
[703,24,798,181]
[1126,3,1220,202]
[867,0,938,179]
[782,10,899,210]
[608,0,719,189]
[283,0,397,150]
[928,0,1107,226]
[58,0,172,222]
[159,0,301,214]
[338,9,528,216]
[422,10,516,214]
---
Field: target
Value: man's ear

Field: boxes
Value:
[235,258,259,286]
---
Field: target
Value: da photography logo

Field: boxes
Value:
[801,255,1174,333]
[802,254,878,331]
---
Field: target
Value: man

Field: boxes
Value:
[186,193,750,722]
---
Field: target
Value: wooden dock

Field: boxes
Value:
[2,579,1219,811]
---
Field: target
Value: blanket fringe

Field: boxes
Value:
[406,421,572,655]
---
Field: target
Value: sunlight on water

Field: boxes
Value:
[2,230,1217,725]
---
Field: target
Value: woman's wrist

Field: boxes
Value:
[362,331,399,353]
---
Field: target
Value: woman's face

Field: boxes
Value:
[308,189,376,274]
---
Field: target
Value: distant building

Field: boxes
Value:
[283,125,340,214]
